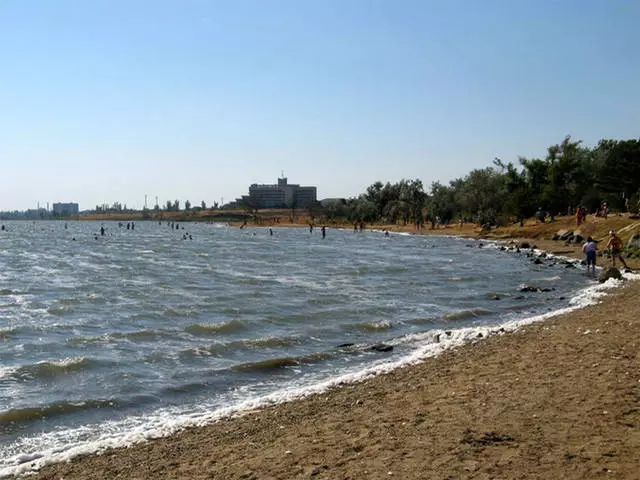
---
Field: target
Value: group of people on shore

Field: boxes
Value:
[582,230,629,273]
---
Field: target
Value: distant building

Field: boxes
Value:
[52,202,79,217]
[245,177,317,209]
[25,208,48,219]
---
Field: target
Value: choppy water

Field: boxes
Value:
[0,220,597,475]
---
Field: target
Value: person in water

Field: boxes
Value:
[582,236,597,273]
[321,225,326,239]
[606,230,629,269]
[100,226,105,236]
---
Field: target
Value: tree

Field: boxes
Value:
[494,158,532,224]
[455,168,507,225]
[594,139,640,209]
[201,200,207,210]
[173,200,180,211]
[427,181,456,226]
[165,200,173,212]
[185,200,191,211]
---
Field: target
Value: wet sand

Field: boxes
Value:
[23,274,640,478]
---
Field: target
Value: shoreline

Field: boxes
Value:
[6,237,638,478]
[20,280,640,479]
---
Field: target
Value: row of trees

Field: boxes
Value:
[325,137,640,226]
[95,200,220,214]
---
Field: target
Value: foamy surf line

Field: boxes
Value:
[0,276,632,478]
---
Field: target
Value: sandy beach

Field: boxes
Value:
[18,238,638,479]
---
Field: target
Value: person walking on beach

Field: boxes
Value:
[582,236,597,274]
[576,205,584,226]
[606,230,629,269]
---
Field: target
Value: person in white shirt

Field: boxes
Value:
[582,236,597,273]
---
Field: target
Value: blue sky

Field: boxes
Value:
[1,0,638,211]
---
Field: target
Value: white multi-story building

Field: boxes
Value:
[247,177,317,209]
[52,203,79,216]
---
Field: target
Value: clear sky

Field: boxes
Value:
[1,0,638,211]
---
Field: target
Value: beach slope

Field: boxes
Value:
[26,280,640,480]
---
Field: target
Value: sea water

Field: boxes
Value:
[0,220,606,476]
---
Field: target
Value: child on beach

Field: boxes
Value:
[582,236,597,273]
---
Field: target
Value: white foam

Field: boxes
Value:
[0,276,632,478]
[0,365,17,380]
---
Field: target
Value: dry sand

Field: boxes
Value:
[14,220,640,479]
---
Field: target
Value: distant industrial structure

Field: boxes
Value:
[236,177,317,209]
[52,202,79,217]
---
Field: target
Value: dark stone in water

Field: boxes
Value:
[337,343,355,348]
[445,330,452,336]
[520,286,553,293]
[369,343,393,352]
[520,242,530,249]
[533,258,543,264]
[520,286,538,292]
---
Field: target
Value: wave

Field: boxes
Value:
[241,336,301,349]
[407,316,439,326]
[180,336,302,358]
[0,289,23,295]
[446,277,470,282]
[0,327,16,340]
[12,357,94,380]
[443,308,493,321]
[231,352,332,373]
[347,320,393,332]
[0,399,116,428]
[68,329,171,344]
[184,319,246,336]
